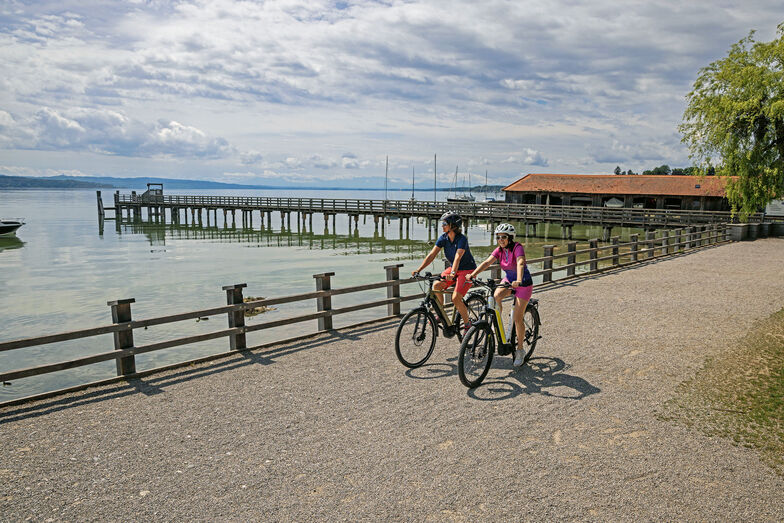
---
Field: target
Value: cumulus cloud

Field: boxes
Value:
[4,107,236,159]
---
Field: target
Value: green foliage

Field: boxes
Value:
[680,23,784,220]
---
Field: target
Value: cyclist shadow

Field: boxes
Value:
[466,356,601,401]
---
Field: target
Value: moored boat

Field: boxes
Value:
[0,218,25,236]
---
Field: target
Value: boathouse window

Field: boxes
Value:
[664,197,682,209]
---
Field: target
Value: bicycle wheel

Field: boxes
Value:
[522,305,540,362]
[458,324,495,388]
[395,308,437,368]
[453,293,487,341]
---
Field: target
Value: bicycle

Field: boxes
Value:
[394,272,487,368]
[457,278,541,388]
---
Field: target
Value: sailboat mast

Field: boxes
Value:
[384,155,388,201]
[411,166,415,199]
[433,154,437,203]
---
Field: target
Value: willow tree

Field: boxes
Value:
[680,23,784,219]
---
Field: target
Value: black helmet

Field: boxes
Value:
[440,211,462,228]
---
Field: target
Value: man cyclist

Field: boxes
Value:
[469,223,533,366]
[412,211,477,331]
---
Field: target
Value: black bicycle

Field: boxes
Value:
[394,272,486,368]
[458,278,541,388]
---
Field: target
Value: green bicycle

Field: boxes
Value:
[394,272,486,368]
[458,277,541,388]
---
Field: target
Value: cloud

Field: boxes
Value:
[1,1,782,182]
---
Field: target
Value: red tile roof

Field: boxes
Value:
[503,173,731,197]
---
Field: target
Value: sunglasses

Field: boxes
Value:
[441,221,450,226]
[495,234,509,240]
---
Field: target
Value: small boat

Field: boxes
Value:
[0,218,25,236]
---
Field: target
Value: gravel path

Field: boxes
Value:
[2,239,784,521]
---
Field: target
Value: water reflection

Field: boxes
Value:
[0,236,24,252]
[114,219,436,258]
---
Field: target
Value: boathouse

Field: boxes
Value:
[502,173,732,211]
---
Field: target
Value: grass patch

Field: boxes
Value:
[661,307,784,473]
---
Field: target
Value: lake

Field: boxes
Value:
[1,188,650,401]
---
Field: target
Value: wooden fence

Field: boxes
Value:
[0,224,728,405]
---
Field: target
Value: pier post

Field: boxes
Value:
[543,245,555,283]
[566,241,577,277]
[646,230,656,258]
[611,236,619,266]
[108,298,136,376]
[314,272,335,331]
[384,264,404,316]
[630,234,639,262]
[223,283,247,351]
[589,238,598,272]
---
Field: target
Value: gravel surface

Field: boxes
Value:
[2,239,784,521]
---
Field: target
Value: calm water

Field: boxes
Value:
[0,188,649,400]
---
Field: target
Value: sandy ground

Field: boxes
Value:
[2,238,784,521]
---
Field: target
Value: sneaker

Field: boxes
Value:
[513,349,524,367]
[462,321,473,334]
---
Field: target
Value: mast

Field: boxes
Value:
[411,166,415,199]
[384,155,388,201]
[433,154,437,204]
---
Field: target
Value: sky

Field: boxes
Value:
[0,1,782,189]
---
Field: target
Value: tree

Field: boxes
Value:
[614,166,622,175]
[680,23,784,219]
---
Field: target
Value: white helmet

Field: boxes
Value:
[494,223,515,236]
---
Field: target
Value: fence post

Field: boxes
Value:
[108,298,136,376]
[314,272,335,331]
[589,238,598,272]
[674,228,682,253]
[490,262,502,280]
[689,226,697,248]
[611,236,619,266]
[630,234,639,262]
[223,283,247,351]
[543,245,554,283]
[646,231,655,259]
[384,264,404,316]
[566,241,577,277]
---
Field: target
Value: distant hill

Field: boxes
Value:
[1,174,506,192]
[0,174,114,189]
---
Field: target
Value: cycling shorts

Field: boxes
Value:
[502,271,533,301]
[440,268,474,296]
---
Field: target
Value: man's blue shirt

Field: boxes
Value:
[436,232,477,271]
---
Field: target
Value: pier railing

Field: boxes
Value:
[0,224,728,406]
[114,193,765,227]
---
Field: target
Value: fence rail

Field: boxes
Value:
[0,224,729,404]
[114,193,771,227]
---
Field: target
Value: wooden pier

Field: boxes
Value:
[98,191,771,238]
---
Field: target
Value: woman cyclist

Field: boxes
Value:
[411,211,477,331]
[469,223,533,366]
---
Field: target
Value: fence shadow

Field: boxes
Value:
[0,319,399,424]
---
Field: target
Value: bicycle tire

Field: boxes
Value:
[522,304,540,362]
[458,323,495,388]
[395,308,437,368]
[509,303,540,363]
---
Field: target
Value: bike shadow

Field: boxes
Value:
[466,356,601,401]
[403,354,600,403]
